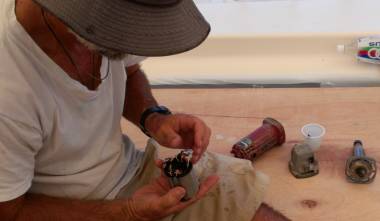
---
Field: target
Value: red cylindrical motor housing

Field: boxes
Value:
[231,117,286,162]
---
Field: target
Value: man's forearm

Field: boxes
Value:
[123,65,158,126]
[3,194,129,221]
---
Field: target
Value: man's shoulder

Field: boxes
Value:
[0,44,54,129]
[0,44,41,94]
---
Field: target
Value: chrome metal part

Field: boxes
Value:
[346,140,377,184]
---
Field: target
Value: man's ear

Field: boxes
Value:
[126,64,141,78]
[252,203,291,221]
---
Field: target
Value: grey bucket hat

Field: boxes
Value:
[33,0,210,56]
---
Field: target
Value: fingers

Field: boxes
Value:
[173,114,211,163]
[155,159,164,168]
[192,120,211,163]
[150,113,212,163]
[156,126,184,149]
[163,175,220,215]
[192,120,205,162]
[165,129,183,148]
[157,186,186,210]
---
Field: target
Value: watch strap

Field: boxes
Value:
[139,105,172,137]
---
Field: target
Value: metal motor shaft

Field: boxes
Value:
[345,140,377,184]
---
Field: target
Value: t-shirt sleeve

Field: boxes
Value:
[123,55,147,67]
[0,115,42,202]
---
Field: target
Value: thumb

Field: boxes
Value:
[162,128,183,148]
[158,187,186,210]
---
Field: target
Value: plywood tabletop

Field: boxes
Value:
[122,87,380,221]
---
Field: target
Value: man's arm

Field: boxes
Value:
[123,64,157,126]
[0,194,128,221]
[0,172,218,221]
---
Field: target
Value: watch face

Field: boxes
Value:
[163,150,193,178]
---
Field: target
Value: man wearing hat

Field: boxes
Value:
[0,0,289,220]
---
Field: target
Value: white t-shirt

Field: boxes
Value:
[0,0,146,202]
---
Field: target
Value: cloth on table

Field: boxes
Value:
[116,139,269,221]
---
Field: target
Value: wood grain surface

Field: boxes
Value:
[121,87,380,221]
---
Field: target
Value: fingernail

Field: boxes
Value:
[192,157,199,163]
[176,188,186,198]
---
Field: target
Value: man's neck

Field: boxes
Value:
[15,0,102,90]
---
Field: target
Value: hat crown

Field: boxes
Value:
[128,0,181,6]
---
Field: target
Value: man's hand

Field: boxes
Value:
[122,65,211,163]
[145,113,211,163]
[125,160,219,221]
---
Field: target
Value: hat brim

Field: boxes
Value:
[33,0,210,56]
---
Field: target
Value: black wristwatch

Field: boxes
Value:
[139,105,172,137]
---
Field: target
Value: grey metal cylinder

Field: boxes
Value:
[163,150,200,201]
[169,170,199,201]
